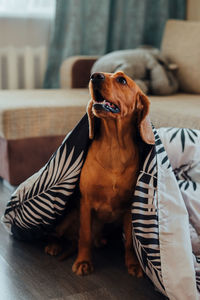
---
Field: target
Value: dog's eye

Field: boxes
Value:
[116,76,127,85]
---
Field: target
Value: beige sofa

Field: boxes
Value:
[60,20,200,130]
[0,20,199,185]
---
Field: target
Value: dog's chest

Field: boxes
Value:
[79,148,138,222]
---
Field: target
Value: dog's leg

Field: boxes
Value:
[123,210,143,278]
[92,218,107,248]
[58,240,77,261]
[72,198,93,275]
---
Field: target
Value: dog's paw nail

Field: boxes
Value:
[137,270,143,278]
[44,244,62,256]
[127,264,143,278]
[94,238,107,248]
[72,260,94,276]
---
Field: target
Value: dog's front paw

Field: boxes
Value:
[127,262,143,278]
[94,237,107,248]
[45,243,62,256]
[72,259,94,276]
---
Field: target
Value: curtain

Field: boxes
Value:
[43,0,186,88]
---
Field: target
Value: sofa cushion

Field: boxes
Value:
[0,89,199,141]
[161,20,200,93]
[150,93,200,130]
[0,89,89,140]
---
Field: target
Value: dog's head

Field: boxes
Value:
[88,71,155,145]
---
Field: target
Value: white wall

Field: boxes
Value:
[0,16,52,48]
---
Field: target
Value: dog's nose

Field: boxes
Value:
[90,73,105,84]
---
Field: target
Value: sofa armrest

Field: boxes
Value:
[60,55,99,89]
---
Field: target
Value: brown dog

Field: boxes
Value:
[45,71,154,276]
[72,71,154,276]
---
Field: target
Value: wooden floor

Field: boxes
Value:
[0,179,165,300]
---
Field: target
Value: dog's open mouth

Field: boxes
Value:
[92,91,120,114]
[93,100,120,113]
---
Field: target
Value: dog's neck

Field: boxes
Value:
[92,116,138,170]
[99,117,136,147]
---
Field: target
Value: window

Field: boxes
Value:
[0,0,55,18]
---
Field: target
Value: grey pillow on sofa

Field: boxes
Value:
[91,47,179,96]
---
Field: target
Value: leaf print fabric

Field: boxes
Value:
[167,128,198,152]
[1,120,200,299]
[2,114,90,239]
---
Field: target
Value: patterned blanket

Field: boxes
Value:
[2,114,200,299]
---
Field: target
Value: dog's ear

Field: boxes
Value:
[136,92,155,145]
[87,99,95,139]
